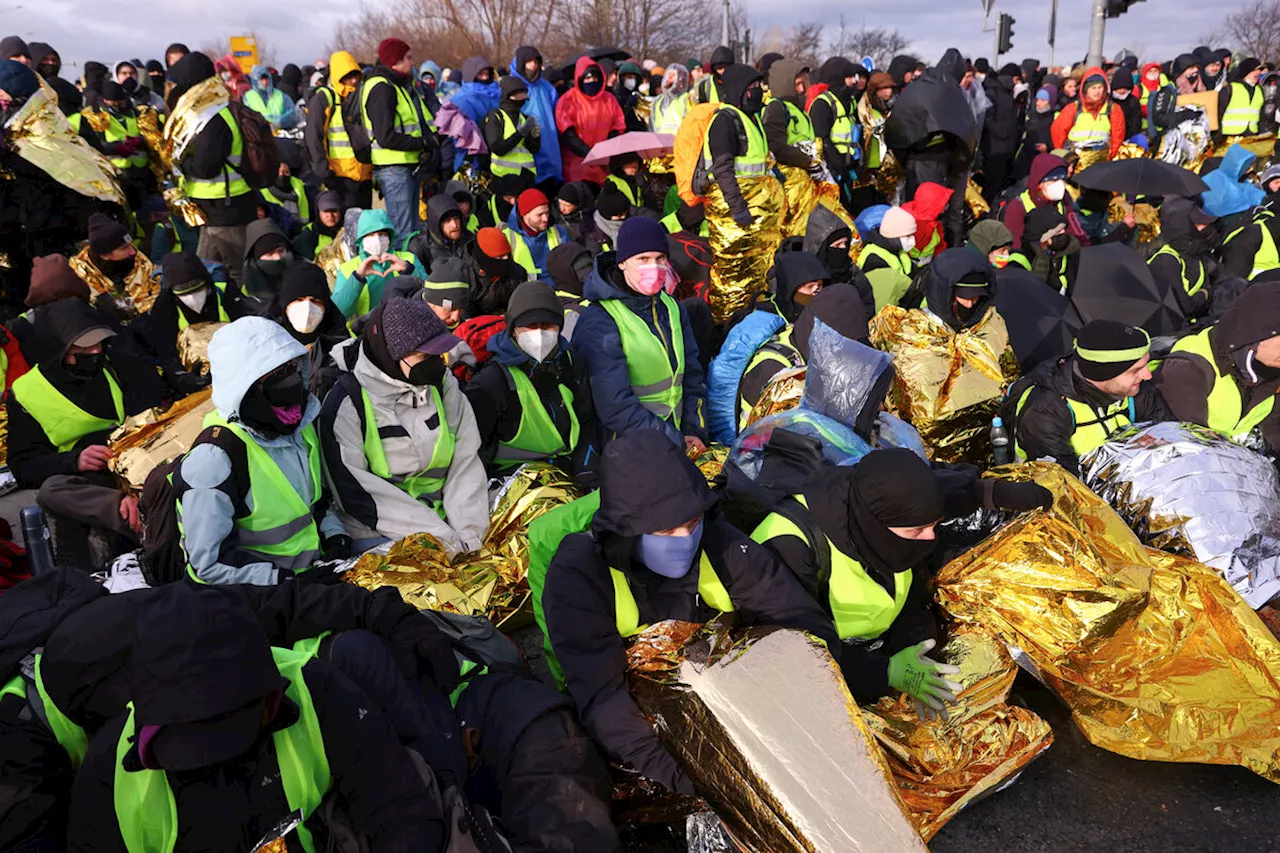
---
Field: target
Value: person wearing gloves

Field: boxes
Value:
[333,209,425,319]
[1007,321,1167,475]
[274,262,353,399]
[173,317,351,585]
[1000,152,1087,249]
[1156,282,1280,453]
[506,45,563,185]
[483,75,540,194]
[571,217,708,451]
[1146,54,1203,148]
[540,431,848,794]
[555,58,626,185]
[752,448,1052,720]
[464,281,598,479]
[319,298,489,558]
[856,205,916,311]
[504,188,568,279]
[304,51,373,211]
[809,57,862,203]
[1147,198,1220,324]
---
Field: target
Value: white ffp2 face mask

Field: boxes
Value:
[900,235,917,252]
[516,329,559,363]
[362,233,391,257]
[286,299,325,335]
[177,288,209,313]
[1042,179,1067,202]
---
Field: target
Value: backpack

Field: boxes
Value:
[673,102,722,207]
[342,76,374,165]
[455,315,506,365]
[223,101,280,189]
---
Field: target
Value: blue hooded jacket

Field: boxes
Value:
[1203,145,1266,218]
[509,47,563,182]
[506,206,569,279]
[243,64,300,129]
[450,56,501,170]
[570,254,707,446]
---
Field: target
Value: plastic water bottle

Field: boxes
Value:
[20,505,55,576]
[990,416,1012,466]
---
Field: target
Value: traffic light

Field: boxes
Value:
[997,12,1015,56]
[1106,0,1145,17]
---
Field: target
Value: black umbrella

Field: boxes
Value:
[1073,159,1210,198]
[994,266,1083,369]
[559,47,632,79]
[884,69,978,158]
[1069,243,1185,337]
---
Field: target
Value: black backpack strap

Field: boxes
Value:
[773,496,832,594]
[189,424,252,517]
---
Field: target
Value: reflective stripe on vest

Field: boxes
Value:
[1012,384,1135,460]
[104,112,148,170]
[1167,327,1277,440]
[1150,243,1205,298]
[113,646,330,853]
[493,365,580,465]
[361,78,429,166]
[176,281,230,332]
[505,226,562,278]
[34,653,89,767]
[611,552,735,638]
[812,91,854,154]
[1222,82,1264,136]
[1225,213,1280,278]
[1067,102,1112,149]
[11,366,124,451]
[261,177,312,223]
[606,174,639,207]
[857,242,910,276]
[738,331,803,432]
[358,385,455,514]
[751,495,911,640]
[781,98,815,145]
[600,292,686,425]
[490,110,536,176]
[700,104,770,178]
[184,108,251,200]
[243,88,289,125]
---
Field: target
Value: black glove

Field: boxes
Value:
[386,612,461,695]
[989,480,1054,512]
[299,559,347,584]
[172,370,210,397]
[732,208,755,227]
[323,534,353,560]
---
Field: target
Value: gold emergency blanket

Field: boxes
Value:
[1107,196,1161,245]
[164,185,206,228]
[1072,146,1110,172]
[744,366,806,429]
[1209,133,1277,163]
[861,629,1053,840]
[964,178,989,221]
[178,322,225,376]
[1111,141,1149,162]
[2,87,125,206]
[107,389,215,492]
[314,228,351,290]
[627,621,929,853]
[0,407,8,466]
[856,97,903,202]
[935,462,1280,783]
[869,305,1018,464]
[777,163,842,240]
[69,245,159,318]
[162,77,229,175]
[704,175,786,323]
[134,106,168,186]
[343,463,581,628]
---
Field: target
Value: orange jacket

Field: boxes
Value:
[1050,66,1125,157]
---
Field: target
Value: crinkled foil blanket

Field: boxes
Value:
[343,463,582,629]
[178,322,226,376]
[3,86,125,206]
[704,175,786,323]
[107,389,214,492]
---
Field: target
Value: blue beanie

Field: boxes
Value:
[0,59,39,102]
[616,217,669,263]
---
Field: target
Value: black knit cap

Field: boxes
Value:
[505,280,564,329]
[596,182,630,219]
[87,213,131,255]
[1074,319,1151,381]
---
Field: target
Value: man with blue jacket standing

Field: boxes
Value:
[508,45,563,187]
[571,217,708,451]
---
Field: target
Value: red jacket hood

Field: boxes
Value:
[1141,62,1163,92]
[574,56,604,93]
[1079,66,1110,111]
[903,182,953,221]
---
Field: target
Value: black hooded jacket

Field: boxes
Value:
[542,431,841,794]
[802,205,876,316]
[271,262,352,398]
[810,57,858,179]
[761,59,813,168]
[704,64,764,218]
[7,299,163,488]
[935,49,968,87]
[137,254,251,377]
[906,247,997,332]
[1148,198,1216,322]
[363,64,436,156]
[407,194,474,275]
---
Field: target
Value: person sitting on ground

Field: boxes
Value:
[469,227,527,316]
[9,254,98,366]
[240,217,297,311]
[966,219,1027,271]
[273,262,352,400]
[333,209,425,319]
[604,152,655,213]
[856,205,916,311]
[68,213,158,323]
[589,181,632,254]
[319,297,489,558]
[409,193,475,276]
[1148,197,1220,325]
[294,191,344,260]
[546,241,593,338]
[504,188,569,279]
[1020,205,1082,295]
[553,180,596,243]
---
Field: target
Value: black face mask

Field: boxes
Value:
[953,299,980,322]
[240,366,306,436]
[255,255,292,280]
[38,62,59,79]
[822,243,852,277]
[1048,233,1071,252]
[580,78,603,96]
[120,77,137,94]
[274,173,293,191]
[66,351,105,378]
[405,356,446,386]
[96,255,135,277]
[150,73,165,90]
[742,85,764,114]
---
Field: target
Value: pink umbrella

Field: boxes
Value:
[582,131,677,166]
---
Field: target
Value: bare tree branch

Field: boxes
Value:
[1217,0,1280,62]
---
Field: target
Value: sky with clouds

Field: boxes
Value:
[12,0,1238,73]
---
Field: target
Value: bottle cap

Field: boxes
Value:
[992,416,1004,427]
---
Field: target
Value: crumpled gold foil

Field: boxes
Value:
[3,87,126,207]
[1112,141,1149,162]
[107,389,214,492]
[343,463,582,628]
[869,305,1018,464]
[164,186,206,228]
[69,244,159,319]
[163,77,230,177]
[0,406,8,466]
[964,178,989,220]
[134,106,168,186]
[936,461,1280,783]
[862,629,1053,840]
[1072,146,1110,172]
[1210,133,1277,162]
[704,174,787,323]
[777,162,842,240]
[627,621,929,853]
[689,444,730,482]
[1108,196,1161,244]
[744,366,806,429]
[178,322,226,376]
[856,97,903,202]
[314,227,351,291]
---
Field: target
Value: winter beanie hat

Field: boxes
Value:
[1074,320,1151,382]
[87,213,131,255]
[377,38,411,68]
[517,188,549,217]
[879,206,917,239]
[476,227,511,259]
[615,217,669,263]
[382,296,460,359]
[26,254,90,307]
[505,280,564,329]
[596,182,630,219]
[500,75,528,99]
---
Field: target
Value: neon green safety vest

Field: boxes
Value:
[1067,102,1113,150]
[1,655,90,768]
[504,226,562,278]
[811,91,854,156]
[337,251,419,318]
[1166,327,1277,440]
[1225,210,1279,278]
[243,88,289,125]
[361,77,432,166]
[11,366,124,451]
[175,281,230,332]
[605,174,639,208]
[104,111,148,170]
[612,552,735,637]
[651,92,689,135]
[112,646,330,853]
[490,110,535,177]
[660,210,709,237]
[908,229,941,263]
[781,98,815,145]
[184,108,251,200]
[857,242,910,276]
[1149,243,1205,300]
[182,416,323,582]
[1222,81,1264,136]
[492,364,580,466]
[738,330,803,431]
[1013,384,1135,460]
[357,385,455,517]
[751,495,911,640]
[600,292,686,426]
[865,105,885,168]
[701,104,770,180]
[261,176,312,224]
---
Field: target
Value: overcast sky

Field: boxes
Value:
[13,0,1234,73]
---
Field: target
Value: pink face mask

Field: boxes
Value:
[624,261,677,296]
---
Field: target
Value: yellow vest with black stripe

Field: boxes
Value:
[261,175,312,224]
[701,105,770,180]
[660,211,708,237]
[1166,326,1277,440]
[360,77,432,166]
[10,366,125,451]
[176,281,231,331]
[1012,384,1135,460]
[606,174,640,207]
[1149,243,1205,301]
[811,91,854,156]
[600,292,686,427]
[490,109,536,177]
[1225,210,1279,278]
[857,242,910,276]
[184,108,252,201]
[1222,81,1264,136]
[103,111,148,170]
[112,646,330,853]
[738,328,803,432]
[612,553,735,637]
[780,98,815,145]
[503,225,562,278]
[750,495,911,641]
[1067,101,1113,151]
[492,363,580,468]
[356,384,455,518]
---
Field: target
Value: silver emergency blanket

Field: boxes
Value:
[1081,421,1280,608]
[1155,113,1212,168]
